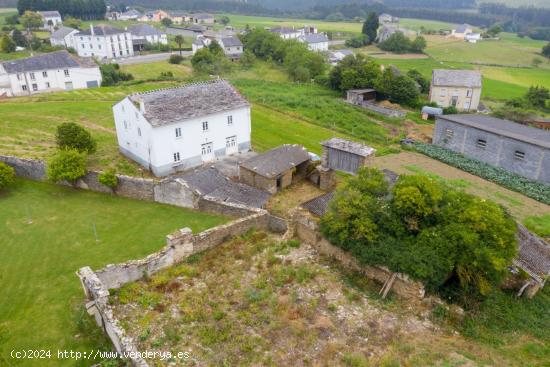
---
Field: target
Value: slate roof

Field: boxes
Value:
[128,24,163,37]
[79,24,127,36]
[121,9,141,17]
[301,192,334,217]
[128,79,250,127]
[179,167,270,208]
[220,37,242,47]
[38,10,61,18]
[51,26,77,40]
[321,138,375,157]
[438,114,550,149]
[1,50,95,73]
[169,11,189,17]
[514,225,550,284]
[239,144,310,179]
[431,69,482,88]
[270,27,300,34]
[300,33,329,43]
[454,24,471,33]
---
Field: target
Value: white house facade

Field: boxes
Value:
[38,11,62,30]
[451,24,474,39]
[218,37,243,59]
[270,27,303,40]
[0,50,101,97]
[50,26,79,49]
[113,80,252,176]
[75,24,134,60]
[298,33,329,52]
[128,24,168,47]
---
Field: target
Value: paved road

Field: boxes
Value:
[114,51,192,65]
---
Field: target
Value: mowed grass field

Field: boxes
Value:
[0,179,227,366]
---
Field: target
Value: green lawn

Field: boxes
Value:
[120,61,192,81]
[0,179,227,366]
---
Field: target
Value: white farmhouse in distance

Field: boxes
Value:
[451,24,474,39]
[75,24,134,60]
[38,10,62,30]
[298,33,329,52]
[0,50,101,97]
[113,80,252,176]
[50,26,79,49]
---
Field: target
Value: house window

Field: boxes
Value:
[445,129,454,139]
[440,88,446,97]
[16,74,21,81]
[98,44,102,49]
[175,127,182,138]
[173,152,181,162]
[81,44,85,48]
[476,139,487,149]
[201,143,213,155]
[30,73,35,81]
[42,71,48,77]
[64,70,70,77]
[22,85,27,91]
[226,136,236,148]
[514,150,525,160]
[123,120,127,129]
[32,83,38,91]
[137,127,141,137]
[227,116,233,125]
[466,89,472,97]
[45,82,50,88]
[202,121,209,131]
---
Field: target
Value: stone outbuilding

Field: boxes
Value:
[321,138,375,174]
[239,144,310,194]
[512,225,550,298]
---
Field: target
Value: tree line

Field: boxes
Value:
[17,0,107,20]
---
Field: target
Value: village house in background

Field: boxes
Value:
[119,9,141,21]
[429,69,482,111]
[50,26,79,49]
[192,35,243,59]
[128,24,168,51]
[378,13,399,24]
[0,50,101,97]
[138,9,170,22]
[328,49,354,65]
[450,23,474,39]
[113,80,251,176]
[377,24,414,43]
[270,26,303,40]
[75,24,134,59]
[38,10,62,30]
[433,114,550,184]
[239,144,310,194]
[191,13,215,24]
[298,33,329,51]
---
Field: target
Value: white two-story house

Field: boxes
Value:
[0,50,101,97]
[50,26,79,49]
[38,10,62,30]
[75,24,134,60]
[128,24,168,51]
[113,79,252,176]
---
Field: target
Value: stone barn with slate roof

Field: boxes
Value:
[239,144,310,194]
[433,114,550,183]
[429,69,482,111]
[113,79,251,176]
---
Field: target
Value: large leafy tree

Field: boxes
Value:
[20,11,42,30]
[0,35,16,53]
[320,168,518,297]
[362,12,379,44]
[329,53,381,91]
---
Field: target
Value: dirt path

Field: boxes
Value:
[373,151,550,220]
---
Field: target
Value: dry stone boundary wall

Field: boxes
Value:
[77,210,288,366]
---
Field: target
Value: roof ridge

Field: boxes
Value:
[130,79,228,98]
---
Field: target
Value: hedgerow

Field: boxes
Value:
[413,142,550,205]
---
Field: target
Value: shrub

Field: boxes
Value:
[98,169,118,189]
[443,106,458,114]
[320,167,518,297]
[47,149,87,183]
[0,34,16,53]
[169,54,184,64]
[413,142,550,205]
[0,162,16,190]
[99,64,134,86]
[56,122,97,153]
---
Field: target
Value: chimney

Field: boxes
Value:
[90,23,94,36]
[139,100,145,114]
